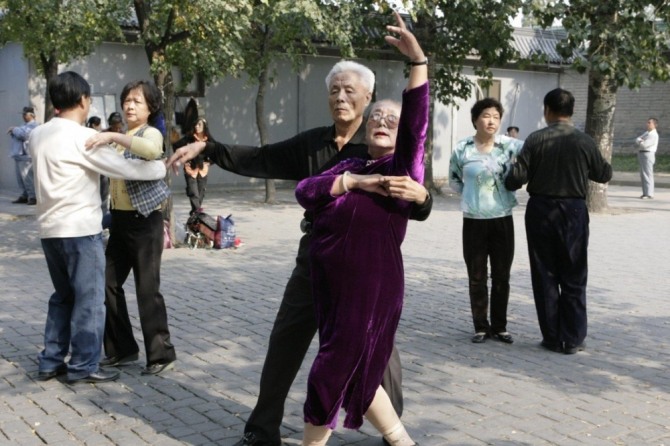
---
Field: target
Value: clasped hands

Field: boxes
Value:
[350,173,428,205]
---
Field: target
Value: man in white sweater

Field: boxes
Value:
[29,71,167,384]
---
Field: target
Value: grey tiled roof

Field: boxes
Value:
[512,27,574,65]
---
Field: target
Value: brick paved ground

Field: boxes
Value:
[0,177,668,446]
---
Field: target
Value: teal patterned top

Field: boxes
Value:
[449,135,523,219]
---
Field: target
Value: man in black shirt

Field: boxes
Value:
[505,88,611,355]
[168,60,431,446]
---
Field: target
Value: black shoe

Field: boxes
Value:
[68,369,120,384]
[540,340,563,353]
[100,352,139,367]
[471,332,489,343]
[232,432,280,446]
[492,332,514,344]
[12,196,28,204]
[27,198,37,205]
[141,360,175,375]
[564,342,586,355]
[37,364,67,381]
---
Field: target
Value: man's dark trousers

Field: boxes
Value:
[525,196,589,348]
[244,232,403,444]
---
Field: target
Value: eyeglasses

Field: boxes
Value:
[367,111,400,129]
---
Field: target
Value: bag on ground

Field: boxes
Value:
[215,214,236,249]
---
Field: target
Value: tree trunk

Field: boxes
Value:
[153,66,178,244]
[256,64,276,204]
[40,51,58,121]
[422,59,441,194]
[584,70,617,213]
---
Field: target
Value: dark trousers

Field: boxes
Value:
[245,232,403,444]
[104,210,176,366]
[462,216,515,334]
[185,173,207,214]
[525,196,589,348]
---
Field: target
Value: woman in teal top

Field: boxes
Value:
[449,98,523,344]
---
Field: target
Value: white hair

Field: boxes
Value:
[325,60,375,94]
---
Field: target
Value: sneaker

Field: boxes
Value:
[27,198,37,205]
[12,196,28,204]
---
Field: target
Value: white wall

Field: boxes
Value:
[432,67,560,180]
[0,43,34,195]
[0,41,564,192]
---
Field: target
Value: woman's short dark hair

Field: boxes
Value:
[471,98,504,128]
[48,71,91,111]
[120,80,163,125]
[544,88,574,117]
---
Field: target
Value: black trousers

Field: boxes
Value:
[185,173,207,214]
[245,232,403,444]
[462,216,515,334]
[104,210,176,366]
[525,196,589,348]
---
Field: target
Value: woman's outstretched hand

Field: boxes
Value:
[384,11,425,63]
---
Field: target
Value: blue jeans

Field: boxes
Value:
[14,156,35,199]
[39,234,105,379]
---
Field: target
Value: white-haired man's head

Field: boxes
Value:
[325,60,375,94]
[326,61,375,127]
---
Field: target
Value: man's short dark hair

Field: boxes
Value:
[544,88,574,117]
[48,71,91,111]
[471,98,504,128]
[507,126,519,133]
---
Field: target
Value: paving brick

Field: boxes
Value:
[1,183,670,445]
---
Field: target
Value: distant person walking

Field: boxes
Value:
[636,118,658,199]
[505,88,612,355]
[7,106,39,205]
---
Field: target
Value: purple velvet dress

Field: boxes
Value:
[295,82,429,430]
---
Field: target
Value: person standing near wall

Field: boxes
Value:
[636,117,658,199]
[7,106,39,205]
[449,98,523,345]
[173,117,213,215]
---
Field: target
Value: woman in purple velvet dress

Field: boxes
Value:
[294,12,428,446]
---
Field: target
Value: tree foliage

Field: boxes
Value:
[226,0,363,202]
[529,1,670,88]
[410,0,523,106]
[526,0,670,211]
[0,0,129,119]
[353,1,522,192]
